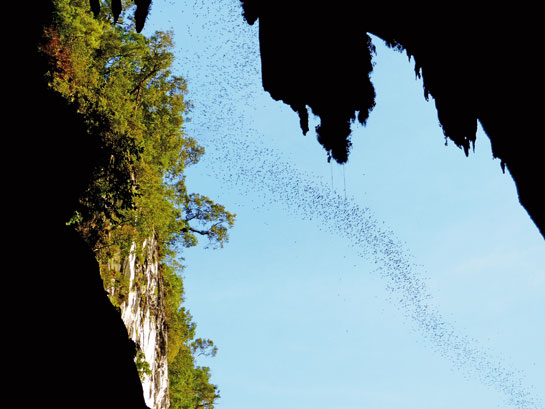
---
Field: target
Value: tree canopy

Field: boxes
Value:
[42,1,232,407]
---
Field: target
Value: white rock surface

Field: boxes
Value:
[106,237,170,409]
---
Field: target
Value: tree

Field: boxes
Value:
[164,262,221,409]
[43,0,235,256]
[42,1,231,407]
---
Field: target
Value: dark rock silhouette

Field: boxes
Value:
[90,0,151,32]
[17,1,150,407]
[238,1,544,239]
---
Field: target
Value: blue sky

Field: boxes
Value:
[144,1,544,408]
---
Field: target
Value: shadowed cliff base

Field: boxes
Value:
[239,1,544,239]
[19,2,150,407]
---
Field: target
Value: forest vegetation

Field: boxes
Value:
[40,1,234,408]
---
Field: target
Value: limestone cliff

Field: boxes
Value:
[104,236,170,409]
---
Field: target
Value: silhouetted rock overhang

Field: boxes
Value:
[20,2,151,407]
[240,1,544,239]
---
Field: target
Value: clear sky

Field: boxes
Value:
[143,1,545,408]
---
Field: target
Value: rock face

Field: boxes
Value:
[106,237,170,409]
[240,1,545,239]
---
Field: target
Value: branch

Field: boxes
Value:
[186,227,211,237]
[130,63,162,109]
[130,64,161,95]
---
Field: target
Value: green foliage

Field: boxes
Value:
[101,252,131,308]
[162,262,221,409]
[170,362,220,409]
[135,343,153,380]
[43,0,235,256]
[42,2,229,407]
